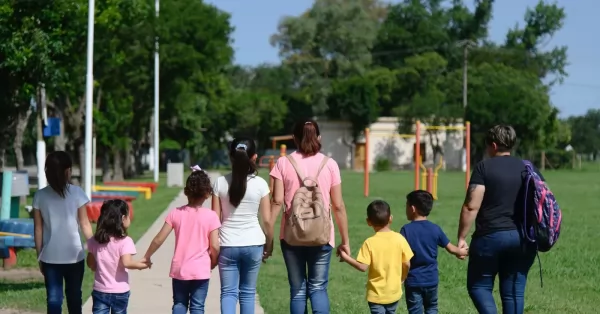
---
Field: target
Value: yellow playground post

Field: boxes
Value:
[432,156,444,200]
[92,186,152,200]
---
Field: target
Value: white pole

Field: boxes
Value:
[92,137,97,187]
[37,89,47,190]
[153,0,160,183]
[84,0,95,199]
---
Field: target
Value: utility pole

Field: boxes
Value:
[458,40,474,172]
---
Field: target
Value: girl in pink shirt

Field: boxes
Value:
[144,168,221,314]
[87,200,150,314]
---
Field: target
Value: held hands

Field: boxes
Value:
[262,240,274,263]
[456,239,469,260]
[139,257,153,270]
[336,243,351,262]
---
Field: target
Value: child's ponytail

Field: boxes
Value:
[228,137,258,207]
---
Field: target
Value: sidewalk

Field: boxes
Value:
[83,172,265,313]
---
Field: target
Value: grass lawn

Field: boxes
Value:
[256,169,599,314]
[0,176,181,312]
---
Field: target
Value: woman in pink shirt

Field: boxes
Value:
[87,200,150,314]
[266,119,351,314]
[144,169,221,314]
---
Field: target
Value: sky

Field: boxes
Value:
[207,0,599,118]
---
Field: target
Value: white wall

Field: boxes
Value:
[318,118,465,171]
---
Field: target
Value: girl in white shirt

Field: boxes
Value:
[33,151,93,314]
[212,137,271,314]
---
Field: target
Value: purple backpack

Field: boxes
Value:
[522,160,562,252]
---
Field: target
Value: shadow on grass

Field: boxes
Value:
[0,281,45,293]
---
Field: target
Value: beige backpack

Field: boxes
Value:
[283,155,331,246]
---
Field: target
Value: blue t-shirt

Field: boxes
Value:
[400,220,450,287]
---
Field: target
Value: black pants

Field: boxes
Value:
[42,260,85,314]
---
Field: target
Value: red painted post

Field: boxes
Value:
[426,168,434,195]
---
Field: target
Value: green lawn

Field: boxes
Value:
[0,177,181,312]
[256,170,599,314]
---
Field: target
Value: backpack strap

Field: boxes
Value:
[286,155,305,181]
[315,156,330,178]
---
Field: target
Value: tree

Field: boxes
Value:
[569,110,600,158]
[270,0,385,116]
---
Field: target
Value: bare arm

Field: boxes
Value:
[121,254,149,270]
[259,195,271,243]
[144,223,173,259]
[86,252,97,271]
[211,195,221,221]
[340,251,368,272]
[77,205,93,240]
[33,209,43,258]
[330,184,350,246]
[266,177,284,241]
[457,184,485,241]
[209,229,220,269]
[402,261,410,283]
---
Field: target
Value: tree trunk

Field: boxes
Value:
[123,146,133,179]
[0,146,6,171]
[13,107,33,170]
[113,150,124,181]
[102,150,112,182]
[53,110,68,151]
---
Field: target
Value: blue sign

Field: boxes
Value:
[43,118,61,137]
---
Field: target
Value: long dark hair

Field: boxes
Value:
[45,151,73,198]
[293,119,321,156]
[94,200,129,244]
[228,137,257,207]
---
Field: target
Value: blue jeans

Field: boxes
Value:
[172,278,210,314]
[368,301,398,314]
[219,245,263,314]
[467,229,536,314]
[42,260,85,314]
[405,286,438,314]
[280,240,332,314]
[91,290,130,314]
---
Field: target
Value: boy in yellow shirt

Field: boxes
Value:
[339,200,413,314]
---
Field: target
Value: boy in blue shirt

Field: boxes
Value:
[400,190,468,314]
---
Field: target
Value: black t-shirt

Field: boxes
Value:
[469,155,544,237]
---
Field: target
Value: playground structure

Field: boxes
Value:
[258,134,292,169]
[93,185,152,200]
[419,156,444,200]
[363,120,471,198]
[0,171,33,269]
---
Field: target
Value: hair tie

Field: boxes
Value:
[190,165,203,172]
[236,143,247,151]
[305,121,312,125]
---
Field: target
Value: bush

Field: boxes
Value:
[374,158,391,172]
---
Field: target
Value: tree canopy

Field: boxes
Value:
[1,0,596,175]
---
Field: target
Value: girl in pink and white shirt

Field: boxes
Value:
[87,200,150,314]
[144,168,221,314]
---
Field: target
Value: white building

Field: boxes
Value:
[318,117,466,171]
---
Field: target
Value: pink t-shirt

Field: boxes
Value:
[269,152,342,247]
[87,236,136,293]
[165,206,221,280]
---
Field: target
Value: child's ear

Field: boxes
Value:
[366,218,372,226]
[389,214,393,223]
[411,205,417,214]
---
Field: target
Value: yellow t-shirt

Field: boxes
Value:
[356,231,414,304]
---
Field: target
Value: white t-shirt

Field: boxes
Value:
[33,184,90,264]
[213,174,270,247]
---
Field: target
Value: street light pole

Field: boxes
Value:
[153,0,160,183]
[84,0,96,199]
[458,40,474,173]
